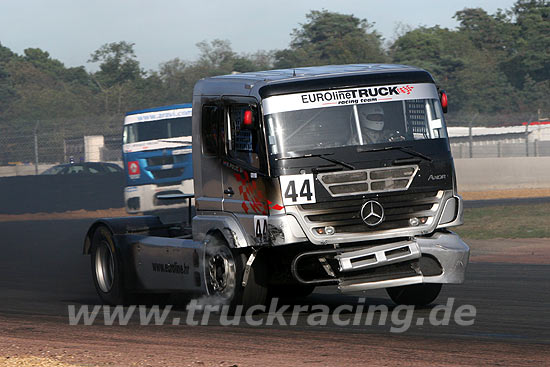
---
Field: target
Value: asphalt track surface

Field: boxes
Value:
[0,218,548,348]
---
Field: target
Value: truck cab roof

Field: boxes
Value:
[194,64,435,98]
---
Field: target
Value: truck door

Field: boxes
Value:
[196,103,224,211]
[221,97,270,236]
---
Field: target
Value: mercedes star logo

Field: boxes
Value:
[360,200,384,227]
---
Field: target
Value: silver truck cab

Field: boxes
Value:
[85,64,469,308]
[191,64,468,305]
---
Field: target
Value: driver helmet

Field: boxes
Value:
[359,104,385,131]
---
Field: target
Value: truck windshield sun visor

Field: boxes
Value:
[263,83,448,157]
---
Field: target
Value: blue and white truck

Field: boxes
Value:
[122,104,193,213]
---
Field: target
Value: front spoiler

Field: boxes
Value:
[292,231,470,293]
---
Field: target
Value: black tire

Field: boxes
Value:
[90,226,128,305]
[267,284,315,299]
[204,236,267,313]
[386,283,442,306]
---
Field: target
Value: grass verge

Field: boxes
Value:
[453,203,550,240]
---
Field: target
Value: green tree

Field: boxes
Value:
[156,58,191,103]
[274,10,388,68]
[501,0,550,87]
[88,41,144,113]
[3,59,97,122]
[390,26,473,112]
[454,8,513,52]
[88,41,142,87]
[23,48,90,86]
[390,26,469,80]
[158,40,273,103]
[0,44,99,127]
[0,43,18,115]
[452,1,549,116]
[232,50,274,73]
[391,1,549,120]
[453,52,520,116]
[192,39,272,75]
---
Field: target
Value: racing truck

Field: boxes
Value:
[84,64,469,309]
[122,104,193,214]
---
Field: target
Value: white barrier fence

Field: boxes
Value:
[455,157,550,191]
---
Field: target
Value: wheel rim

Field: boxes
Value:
[206,246,236,298]
[95,241,115,293]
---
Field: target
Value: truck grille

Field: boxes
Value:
[147,156,175,166]
[317,165,418,197]
[151,168,185,179]
[300,190,441,234]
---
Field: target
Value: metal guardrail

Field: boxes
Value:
[0,131,122,176]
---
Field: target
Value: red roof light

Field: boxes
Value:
[244,110,253,125]
[441,92,448,109]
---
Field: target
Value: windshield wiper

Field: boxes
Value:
[276,153,355,170]
[358,145,433,163]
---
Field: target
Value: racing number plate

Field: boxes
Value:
[279,174,316,205]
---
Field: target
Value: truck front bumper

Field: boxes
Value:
[291,231,470,293]
[124,180,194,213]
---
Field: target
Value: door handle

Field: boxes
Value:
[224,187,235,196]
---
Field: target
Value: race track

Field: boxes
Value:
[0,219,548,365]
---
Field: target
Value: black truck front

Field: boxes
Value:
[260,79,469,303]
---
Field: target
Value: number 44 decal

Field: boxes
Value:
[254,215,268,240]
[279,174,316,205]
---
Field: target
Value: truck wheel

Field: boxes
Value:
[205,236,267,313]
[386,283,442,306]
[90,227,128,305]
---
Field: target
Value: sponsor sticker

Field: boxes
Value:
[279,174,316,205]
[124,108,192,125]
[254,215,268,240]
[128,161,141,179]
[262,83,438,115]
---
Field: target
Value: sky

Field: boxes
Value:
[0,0,517,72]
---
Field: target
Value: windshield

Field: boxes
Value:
[123,116,192,144]
[263,82,448,156]
[265,99,447,156]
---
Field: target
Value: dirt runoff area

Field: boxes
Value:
[0,314,548,367]
[0,189,549,366]
[468,238,550,264]
[0,208,130,222]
